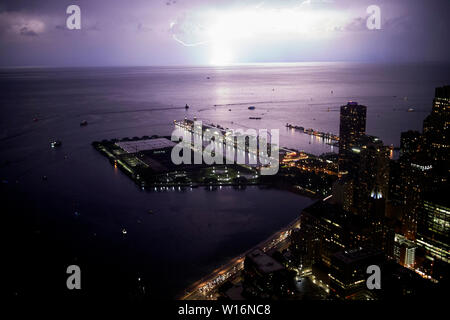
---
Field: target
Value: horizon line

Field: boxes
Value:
[1,60,450,69]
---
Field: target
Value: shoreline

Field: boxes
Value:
[177,203,311,300]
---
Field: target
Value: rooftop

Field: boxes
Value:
[301,201,369,232]
[333,247,384,264]
[116,138,176,153]
[246,249,284,274]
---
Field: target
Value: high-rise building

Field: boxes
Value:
[423,86,450,162]
[351,135,390,219]
[393,234,417,268]
[416,190,450,281]
[431,85,450,115]
[398,154,434,240]
[289,225,321,271]
[393,131,427,239]
[328,247,385,299]
[335,101,389,221]
[388,86,449,241]
[338,102,367,174]
[297,201,385,267]
[242,249,293,298]
[331,177,354,212]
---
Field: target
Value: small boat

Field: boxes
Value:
[185,104,189,109]
[80,120,88,126]
[248,106,255,110]
[249,117,261,120]
[122,228,127,235]
[148,210,154,215]
[50,140,62,148]
[407,108,415,112]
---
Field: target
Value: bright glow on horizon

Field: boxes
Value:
[170,4,350,65]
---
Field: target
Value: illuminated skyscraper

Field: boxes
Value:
[416,191,450,281]
[389,86,449,240]
[349,135,390,220]
[338,102,367,174]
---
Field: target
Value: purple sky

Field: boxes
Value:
[0,0,449,66]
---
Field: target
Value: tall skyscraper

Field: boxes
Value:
[390,86,449,241]
[423,86,450,162]
[387,86,449,281]
[336,102,389,220]
[352,135,390,219]
[338,102,367,174]
[416,190,450,281]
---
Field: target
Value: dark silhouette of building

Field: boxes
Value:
[423,85,450,162]
[378,260,441,300]
[331,177,354,212]
[400,130,423,160]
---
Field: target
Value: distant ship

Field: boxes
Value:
[248,106,255,110]
[50,140,62,148]
[80,120,88,126]
[249,117,261,120]
[185,104,190,109]
[407,108,415,112]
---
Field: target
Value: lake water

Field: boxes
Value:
[1,62,449,300]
